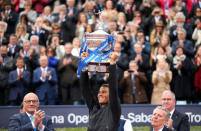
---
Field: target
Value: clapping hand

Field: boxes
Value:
[33,110,45,127]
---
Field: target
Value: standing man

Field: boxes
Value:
[57,43,79,104]
[0,45,14,105]
[161,90,190,131]
[33,56,58,105]
[7,34,22,58]
[8,92,54,131]
[151,106,172,131]
[8,57,31,105]
[80,52,121,131]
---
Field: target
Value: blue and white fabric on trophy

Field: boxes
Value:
[77,35,115,77]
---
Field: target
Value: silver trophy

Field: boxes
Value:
[81,11,115,72]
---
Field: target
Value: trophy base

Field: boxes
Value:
[83,62,110,73]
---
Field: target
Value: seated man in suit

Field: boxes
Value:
[161,90,190,131]
[33,55,58,105]
[8,57,31,105]
[151,106,172,131]
[8,92,54,131]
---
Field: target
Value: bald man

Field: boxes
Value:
[8,93,54,131]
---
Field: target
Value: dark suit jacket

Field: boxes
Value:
[169,24,193,43]
[8,45,22,58]
[150,126,173,131]
[33,67,58,104]
[129,53,150,73]
[8,70,31,101]
[8,112,54,131]
[171,40,194,57]
[172,109,190,131]
[0,10,18,35]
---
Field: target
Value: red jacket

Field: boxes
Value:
[194,57,201,91]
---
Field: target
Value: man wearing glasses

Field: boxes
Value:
[8,93,54,131]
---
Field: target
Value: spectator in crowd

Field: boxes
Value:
[173,0,188,18]
[33,55,58,105]
[61,0,79,43]
[49,34,65,60]
[171,28,194,58]
[46,46,59,70]
[192,17,201,49]
[30,35,40,55]
[194,45,201,103]
[17,41,38,72]
[150,20,168,59]
[151,106,172,131]
[117,12,127,32]
[128,11,144,29]
[151,59,172,104]
[80,52,121,131]
[82,0,96,25]
[15,24,29,46]
[0,21,8,45]
[130,43,150,73]
[120,60,148,104]
[113,42,129,82]
[0,0,18,36]
[160,35,173,62]
[139,0,156,18]
[75,12,87,42]
[57,43,79,104]
[19,1,37,24]
[123,0,136,21]
[18,14,32,34]
[30,17,49,47]
[104,0,118,21]
[144,6,167,36]
[71,37,81,57]
[150,46,170,71]
[166,8,177,30]
[7,34,22,58]
[190,7,201,29]
[161,90,190,131]
[190,0,201,18]
[48,23,64,45]
[116,32,131,55]
[171,46,193,102]
[40,6,53,23]
[108,20,118,34]
[169,12,192,42]
[8,57,31,105]
[0,45,14,105]
[8,92,54,130]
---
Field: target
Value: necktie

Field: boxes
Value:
[29,116,37,131]
[131,74,135,94]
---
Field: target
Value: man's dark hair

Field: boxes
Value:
[101,84,109,88]
[16,57,24,62]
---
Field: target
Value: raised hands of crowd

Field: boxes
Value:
[63,57,72,66]
[17,69,23,80]
[109,52,119,65]
[134,55,143,63]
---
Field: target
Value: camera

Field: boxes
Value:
[154,11,160,14]
[127,69,134,73]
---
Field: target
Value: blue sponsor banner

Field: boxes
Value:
[0,105,201,128]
